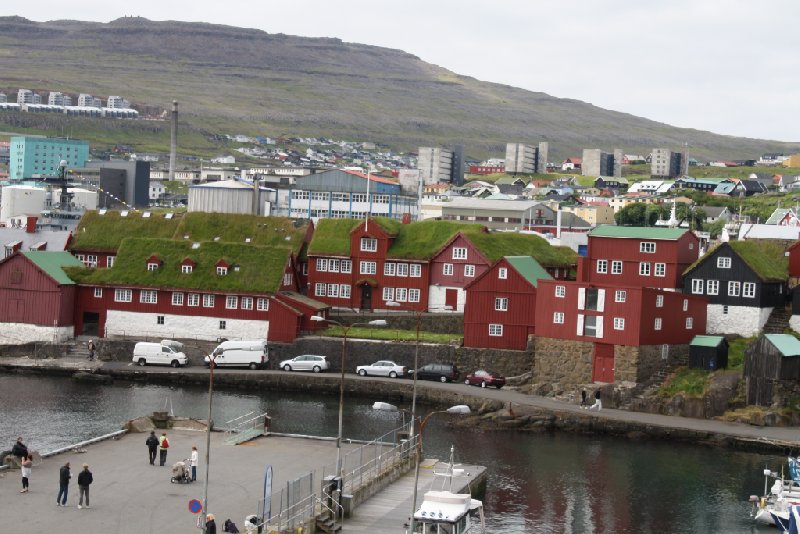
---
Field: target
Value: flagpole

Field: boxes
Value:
[366,166,370,231]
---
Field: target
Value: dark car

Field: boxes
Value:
[464,369,506,389]
[410,363,459,383]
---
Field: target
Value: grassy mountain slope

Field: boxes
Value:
[0,16,797,160]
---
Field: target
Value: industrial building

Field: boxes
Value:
[505,142,549,174]
[188,180,272,216]
[9,136,89,181]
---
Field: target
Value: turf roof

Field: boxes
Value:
[70,211,182,252]
[307,217,404,256]
[683,240,788,281]
[468,232,577,267]
[173,212,310,253]
[589,225,688,240]
[67,238,291,293]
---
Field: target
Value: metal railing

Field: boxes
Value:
[104,328,244,343]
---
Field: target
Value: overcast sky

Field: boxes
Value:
[12,0,799,142]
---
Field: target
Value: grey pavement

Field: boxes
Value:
[0,429,365,533]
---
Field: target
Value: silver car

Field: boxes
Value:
[356,360,407,378]
[279,354,329,373]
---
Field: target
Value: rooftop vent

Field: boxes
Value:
[245,237,251,243]
[191,242,201,250]
[120,211,129,217]
[142,212,151,218]
[164,213,174,220]
[98,209,107,215]
[213,236,220,241]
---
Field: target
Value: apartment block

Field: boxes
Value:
[9,136,90,180]
[582,149,620,177]
[651,148,686,178]
[505,142,549,174]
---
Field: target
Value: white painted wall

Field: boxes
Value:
[788,316,800,334]
[427,285,465,313]
[0,323,73,345]
[105,311,269,341]
[706,305,771,336]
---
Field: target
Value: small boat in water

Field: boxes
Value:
[752,457,800,527]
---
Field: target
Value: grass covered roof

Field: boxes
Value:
[683,240,788,281]
[308,217,577,266]
[70,211,182,252]
[67,238,291,293]
[173,212,310,253]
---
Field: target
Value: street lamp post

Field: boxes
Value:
[310,316,386,483]
[201,350,218,530]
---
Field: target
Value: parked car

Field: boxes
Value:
[464,369,506,389]
[132,341,188,368]
[204,340,268,370]
[279,355,329,373]
[409,363,459,383]
[356,360,407,378]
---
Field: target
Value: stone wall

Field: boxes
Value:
[533,337,594,387]
[326,311,464,334]
[0,343,66,359]
[707,305,771,336]
[0,324,73,345]
[105,310,269,341]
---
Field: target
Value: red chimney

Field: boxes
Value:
[401,213,411,224]
[26,216,38,233]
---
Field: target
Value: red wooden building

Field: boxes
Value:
[429,232,491,312]
[788,240,800,281]
[579,226,699,290]
[0,251,85,344]
[534,279,707,384]
[463,256,552,350]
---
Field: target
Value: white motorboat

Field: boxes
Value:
[752,457,800,527]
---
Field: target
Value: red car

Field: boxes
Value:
[464,370,506,389]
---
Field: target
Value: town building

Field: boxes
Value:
[463,256,552,350]
[106,96,130,109]
[505,142,549,175]
[744,334,800,407]
[683,241,788,336]
[651,148,687,178]
[418,146,465,186]
[433,197,591,233]
[9,136,89,181]
[578,226,700,290]
[582,149,622,178]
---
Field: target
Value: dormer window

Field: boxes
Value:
[148,263,159,272]
[182,265,193,274]
[215,259,230,276]
[217,266,228,276]
[360,237,377,252]
[146,255,162,272]
[180,258,196,274]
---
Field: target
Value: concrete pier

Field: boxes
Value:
[0,428,374,533]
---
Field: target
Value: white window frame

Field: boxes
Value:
[217,266,228,276]
[555,285,566,298]
[327,284,339,298]
[140,290,158,304]
[409,288,420,302]
[226,296,238,309]
[686,317,694,329]
[188,293,200,307]
[611,260,622,275]
[172,292,184,306]
[615,290,626,303]
[360,237,378,252]
[256,298,269,311]
[147,263,159,272]
[93,287,103,298]
[639,262,651,276]
[181,264,193,274]
[728,281,740,297]
[691,279,703,294]
[107,256,115,268]
[640,242,656,253]
[613,317,625,330]
[656,295,664,308]
[743,282,756,298]
[315,283,327,297]
[340,260,352,274]
[316,258,328,272]
[382,287,394,301]
[410,264,422,278]
[683,299,688,311]
[360,261,376,275]
[203,294,215,308]
[384,262,396,276]
[654,317,662,330]
[397,263,409,277]
[706,280,719,295]
[717,256,732,268]
[114,289,132,303]
[395,288,408,302]
[488,324,503,336]
[452,247,467,260]
[443,263,454,276]
[495,297,509,311]
[596,260,607,274]
[283,273,292,286]
[464,264,476,277]
[654,263,666,277]
[340,285,351,298]
[241,296,253,310]
[498,267,507,279]
[553,312,565,324]
[328,259,339,273]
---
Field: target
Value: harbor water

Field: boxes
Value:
[0,374,776,533]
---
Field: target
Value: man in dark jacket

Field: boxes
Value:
[56,462,71,506]
[11,437,28,460]
[77,463,93,509]
[206,513,217,534]
[145,431,159,465]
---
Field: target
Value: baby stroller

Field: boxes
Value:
[170,458,193,484]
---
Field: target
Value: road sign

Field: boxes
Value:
[188,499,203,514]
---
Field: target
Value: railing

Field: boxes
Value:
[104,328,244,343]
[224,412,269,445]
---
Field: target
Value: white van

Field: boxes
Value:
[204,340,268,370]
[133,341,188,368]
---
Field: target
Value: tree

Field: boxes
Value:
[615,203,647,226]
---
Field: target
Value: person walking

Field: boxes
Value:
[87,339,96,361]
[11,436,28,463]
[589,389,603,411]
[190,445,198,481]
[146,431,159,465]
[580,388,587,408]
[205,513,217,534]
[56,461,70,506]
[158,432,169,466]
[77,463,93,509]
[20,454,32,493]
